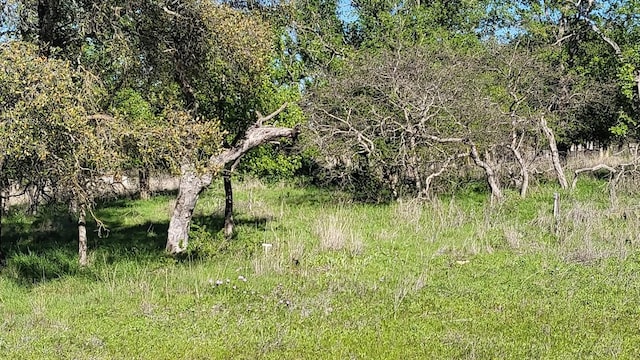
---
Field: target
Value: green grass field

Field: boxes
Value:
[2,179,640,359]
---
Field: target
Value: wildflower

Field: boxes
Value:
[215,279,224,286]
[238,275,247,282]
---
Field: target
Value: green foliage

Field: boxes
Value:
[610,111,637,137]
[618,62,638,101]
[239,147,302,180]
[237,78,306,180]
[284,0,351,77]
[0,41,121,201]
[182,224,228,260]
[353,0,487,50]
[111,89,154,125]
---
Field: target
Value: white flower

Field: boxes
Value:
[215,279,224,286]
[238,275,247,282]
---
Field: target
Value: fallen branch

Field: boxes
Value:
[571,164,616,189]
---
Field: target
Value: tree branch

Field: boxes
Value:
[571,164,617,189]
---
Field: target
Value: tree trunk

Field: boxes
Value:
[78,203,88,267]
[469,143,503,202]
[422,154,465,200]
[139,168,151,200]
[408,133,423,195]
[165,164,207,254]
[540,117,569,189]
[510,145,529,198]
[223,167,234,239]
[165,105,298,254]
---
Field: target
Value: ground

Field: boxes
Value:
[1,178,640,358]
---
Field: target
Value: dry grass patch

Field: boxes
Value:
[252,243,285,275]
[394,198,423,230]
[314,213,363,255]
[552,202,631,263]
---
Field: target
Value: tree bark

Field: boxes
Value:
[512,147,529,198]
[165,103,298,254]
[509,137,529,198]
[139,168,151,200]
[78,203,88,267]
[469,143,503,202]
[165,164,207,254]
[223,167,234,239]
[540,116,569,189]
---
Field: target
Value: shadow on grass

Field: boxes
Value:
[0,196,278,286]
[0,208,171,286]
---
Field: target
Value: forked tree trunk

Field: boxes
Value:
[540,117,569,189]
[78,203,88,267]
[165,103,297,254]
[139,168,151,200]
[510,145,529,198]
[469,144,503,202]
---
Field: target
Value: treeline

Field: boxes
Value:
[1,0,639,263]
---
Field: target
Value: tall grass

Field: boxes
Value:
[2,178,640,358]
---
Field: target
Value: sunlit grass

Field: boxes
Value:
[2,179,640,358]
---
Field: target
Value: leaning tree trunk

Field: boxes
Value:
[540,117,568,189]
[165,165,208,254]
[165,104,297,254]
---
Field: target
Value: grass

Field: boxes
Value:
[2,178,640,358]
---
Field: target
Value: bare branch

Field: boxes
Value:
[162,6,184,18]
[255,102,288,127]
[584,19,622,57]
[86,114,116,121]
[572,164,617,189]
[425,135,465,143]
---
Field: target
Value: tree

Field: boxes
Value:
[486,0,638,143]
[3,0,304,255]
[352,0,490,50]
[144,2,302,254]
[306,44,513,201]
[0,41,123,265]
